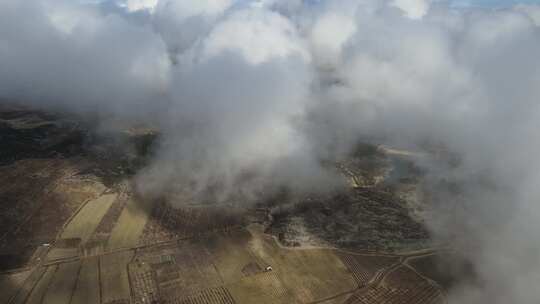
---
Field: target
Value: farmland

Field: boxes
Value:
[337,252,399,287]
[60,194,117,243]
[0,223,448,304]
[71,257,100,304]
[100,251,134,303]
[41,261,80,304]
[107,198,152,250]
[0,173,450,304]
[0,106,452,304]
[0,270,31,304]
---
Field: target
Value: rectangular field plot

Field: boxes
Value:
[71,256,100,304]
[205,231,262,284]
[0,270,31,304]
[129,262,159,304]
[277,249,357,302]
[136,241,224,302]
[42,260,81,304]
[46,248,79,262]
[9,267,47,304]
[341,266,445,304]
[345,284,443,304]
[236,230,357,303]
[382,266,429,290]
[317,292,353,304]
[172,286,236,304]
[107,198,151,250]
[25,266,57,304]
[61,194,117,243]
[408,254,463,290]
[100,251,134,303]
[337,253,399,287]
[228,271,290,304]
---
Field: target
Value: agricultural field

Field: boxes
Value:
[25,266,57,304]
[45,193,117,262]
[70,256,100,304]
[408,253,472,291]
[41,261,80,304]
[342,265,444,304]
[8,267,48,304]
[107,197,151,250]
[130,237,227,303]
[172,286,236,304]
[87,189,131,250]
[45,248,79,262]
[206,230,260,284]
[382,266,431,290]
[239,228,357,303]
[228,271,289,304]
[0,106,453,304]
[0,226,450,304]
[344,285,443,304]
[0,270,31,304]
[100,251,134,303]
[0,158,105,270]
[337,252,399,287]
[60,194,117,243]
[130,226,359,303]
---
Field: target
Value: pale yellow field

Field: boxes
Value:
[227,226,357,304]
[139,225,358,304]
[71,256,100,304]
[228,270,291,304]
[107,198,151,250]
[100,251,134,303]
[227,245,356,303]
[160,226,357,304]
[61,194,117,243]
[206,231,260,284]
[3,224,407,304]
[0,270,31,304]
[42,261,80,304]
[25,266,57,304]
[46,248,79,262]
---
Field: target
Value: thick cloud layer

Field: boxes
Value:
[1,0,540,302]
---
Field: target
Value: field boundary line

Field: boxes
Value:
[53,189,110,243]
[37,265,59,304]
[69,261,84,304]
[402,262,448,304]
[7,266,46,304]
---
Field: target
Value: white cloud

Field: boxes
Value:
[155,0,233,19]
[123,0,158,12]
[391,0,432,19]
[202,8,309,64]
[3,3,540,302]
[310,12,356,65]
[516,4,540,26]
